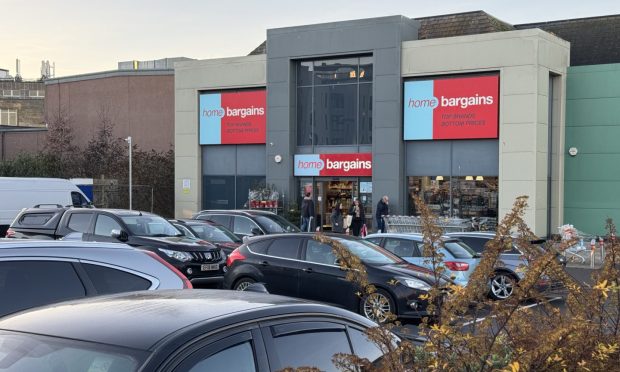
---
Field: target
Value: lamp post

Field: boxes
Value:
[125,136,132,211]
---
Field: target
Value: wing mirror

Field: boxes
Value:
[251,228,263,236]
[111,229,129,242]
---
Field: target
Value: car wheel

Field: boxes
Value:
[490,273,517,300]
[360,289,395,323]
[233,277,256,291]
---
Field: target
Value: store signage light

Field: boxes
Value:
[403,75,499,140]
[294,153,372,176]
[199,90,266,145]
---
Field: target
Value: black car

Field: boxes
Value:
[169,219,242,255]
[0,290,395,371]
[14,208,227,287]
[224,233,451,322]
[192,209,300,239]
[77,210,226,286]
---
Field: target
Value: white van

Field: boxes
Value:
[0,177,91,235]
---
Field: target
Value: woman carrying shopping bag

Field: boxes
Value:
[348,198,365,237]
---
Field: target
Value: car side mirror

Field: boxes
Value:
[251,228,262,236]
[111,229,128,242]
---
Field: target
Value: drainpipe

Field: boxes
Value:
[1,131,5,161]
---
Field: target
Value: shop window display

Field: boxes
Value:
[408,176,498,219]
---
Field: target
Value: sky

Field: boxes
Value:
[3,0,620,78]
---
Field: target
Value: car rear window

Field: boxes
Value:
[443,241,476,259]
[82,263,152,295]
[0,330,146,372]
[19,213,55,226]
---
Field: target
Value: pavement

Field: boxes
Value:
[398,265,600,340]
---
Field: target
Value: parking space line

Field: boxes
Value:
[462,296,563,326]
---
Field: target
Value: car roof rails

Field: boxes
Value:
[33,204,64,208]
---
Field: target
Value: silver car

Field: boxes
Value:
[0,240,192,318]
[445,232,566,299]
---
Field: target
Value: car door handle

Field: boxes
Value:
[303,268,314,273]
[260,261,269,266]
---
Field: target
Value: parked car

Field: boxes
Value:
[445,232,566,299]
[169,219,242,255]
[192,209,300,239]
[8,208,226,287]
[0,177,91,236]
[365,233,481,287]
[0,240,191,318]
[0,289,398,371]
[224,233,452,322]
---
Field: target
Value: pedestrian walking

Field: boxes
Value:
[376,195,389,233]
[300,192,315,232]
[348,198,365,237]
[331,202,344,233]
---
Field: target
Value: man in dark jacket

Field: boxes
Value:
[300,192,315,232]
[375,195,389,233]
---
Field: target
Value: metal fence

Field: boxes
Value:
[383,215,494,234]
[92,184,174,218]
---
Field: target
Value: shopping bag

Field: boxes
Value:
[360,224,368,238]
[343,215,353,229]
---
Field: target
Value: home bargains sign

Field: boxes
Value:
[403,75,499,140]
[199,90,266,145]
[294,153,372,176]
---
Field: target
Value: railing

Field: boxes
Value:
[383,215,479,234]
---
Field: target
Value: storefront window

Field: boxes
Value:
[203,176,266,210]
[296,56,373,146]
[407,176,498,219]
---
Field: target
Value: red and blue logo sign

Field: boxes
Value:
[294,153,372,177]
[199,90,266,145]
[403,75,499,140]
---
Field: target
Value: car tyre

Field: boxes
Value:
[489,272,517,300]
[360,288,395,323]
[233,277,256,291]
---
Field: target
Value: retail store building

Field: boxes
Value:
[175,13,572,237]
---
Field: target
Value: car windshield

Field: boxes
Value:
[188,223,241,243]
[0,330,147,372]
[335,238,402,265]
[255,215,301,233]
[120,215,181,237]
[443,241,477,259]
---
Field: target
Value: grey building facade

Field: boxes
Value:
[175,14,569,236]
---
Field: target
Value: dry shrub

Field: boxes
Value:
[311,196,620,372]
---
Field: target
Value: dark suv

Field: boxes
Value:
[192,210,300,239]
[8,208,226,286]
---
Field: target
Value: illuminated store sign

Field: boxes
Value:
[403,75,499,140]
[294,153,372,177]
[199,90,266,145]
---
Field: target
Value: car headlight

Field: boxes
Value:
[158,248,193,262]
[399,277,431,291]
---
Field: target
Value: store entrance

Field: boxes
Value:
[316,180,354,231]
[297,178,372,232]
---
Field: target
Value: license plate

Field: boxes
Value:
[201,264,219,271]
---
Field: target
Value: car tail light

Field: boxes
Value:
[226,248,246,267]
[145,251,193,289]
[444,261,469,271]
[5,228,15,238]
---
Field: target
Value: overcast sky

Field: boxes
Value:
[3,0,620,78]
